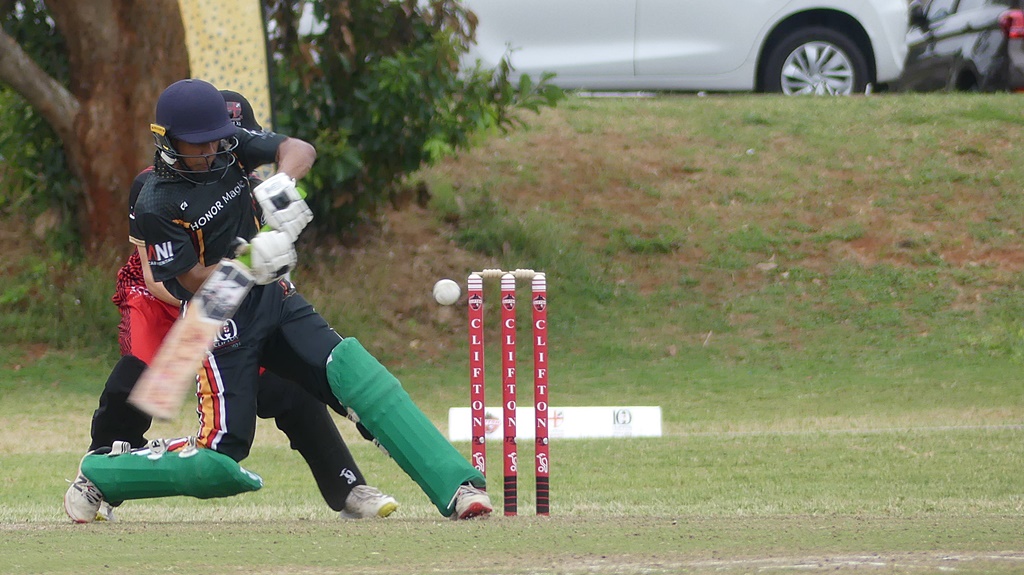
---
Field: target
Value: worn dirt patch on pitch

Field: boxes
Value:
[568,552,1024,574]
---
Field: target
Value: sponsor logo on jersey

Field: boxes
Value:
[147,241,175,266]
[213,319,240,349]
[188,179,248,231]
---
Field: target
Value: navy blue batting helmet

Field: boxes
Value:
[151,79,239,184]
[156,79,237,144]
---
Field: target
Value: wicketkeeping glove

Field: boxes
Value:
[253,172,313,242]
[234,230,297,284]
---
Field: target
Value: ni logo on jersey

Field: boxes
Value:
[147,241,174,266]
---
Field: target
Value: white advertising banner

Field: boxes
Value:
[447,406,662,441]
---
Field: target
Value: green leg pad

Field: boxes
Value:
[81,447,263,502]
[327,338,484,516]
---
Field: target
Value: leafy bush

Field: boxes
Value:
[0,253,119,351]
[264,0,563,237]
[1,1,561,251]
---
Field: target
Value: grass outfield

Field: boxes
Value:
[4,93,1024,573]
[2,345,1022,574]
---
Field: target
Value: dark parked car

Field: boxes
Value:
[899,0,1024,92]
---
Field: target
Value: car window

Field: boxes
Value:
[462,0,910,94]
[926,0,958,19]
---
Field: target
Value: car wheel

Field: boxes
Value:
[762,26,869,95]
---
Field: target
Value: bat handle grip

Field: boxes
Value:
[231,224,275,269]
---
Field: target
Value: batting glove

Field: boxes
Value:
[236,230,297,284]
[253,172,313,242]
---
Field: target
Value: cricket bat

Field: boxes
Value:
[128,259,255,420]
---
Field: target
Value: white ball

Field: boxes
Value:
[433,278,461,306]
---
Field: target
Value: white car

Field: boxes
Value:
[463,0,911,95]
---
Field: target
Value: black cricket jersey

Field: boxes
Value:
[129,128,286,301]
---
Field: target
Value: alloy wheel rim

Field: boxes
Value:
[780,41,855,95]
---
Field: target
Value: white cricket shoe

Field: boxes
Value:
[339,485,399,519]
[450,484,493,520]
[63,464,104,524]
[95,501,117,522]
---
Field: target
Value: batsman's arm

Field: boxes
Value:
[274,137,316,181]
[175,263,220,297]
[175,222,300,296]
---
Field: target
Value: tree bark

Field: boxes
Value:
[0,0,189,252]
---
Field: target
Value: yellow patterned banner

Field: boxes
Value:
[177,0,273,130]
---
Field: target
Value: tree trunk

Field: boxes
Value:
[45,0,189,252]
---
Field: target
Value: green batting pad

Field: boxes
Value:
[82,446,263,502]
[327,338,484,516]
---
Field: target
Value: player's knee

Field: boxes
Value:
[325,338,403,409]
[104,354,148,396]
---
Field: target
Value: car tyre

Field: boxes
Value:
[762,26,869,95]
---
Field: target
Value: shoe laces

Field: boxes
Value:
[71,476,103,506]
[457,484,487,497]
[348,485,385,503]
